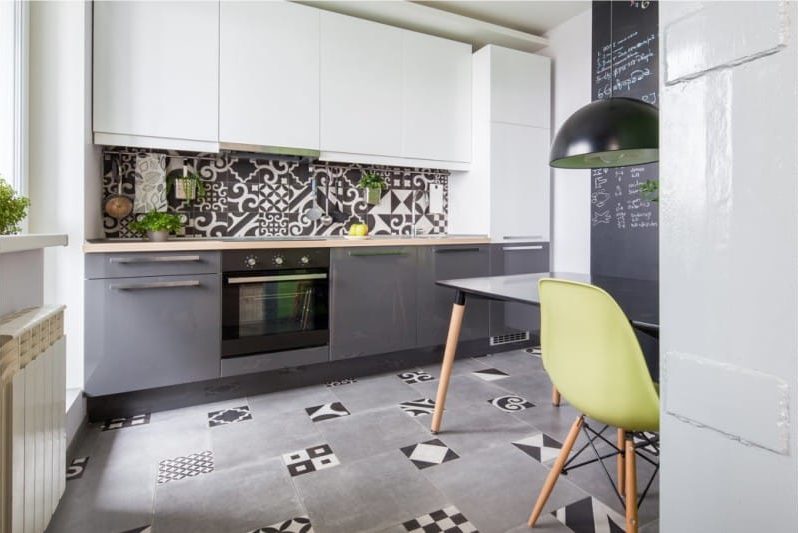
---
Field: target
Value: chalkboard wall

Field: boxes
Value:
[590,1,659,281]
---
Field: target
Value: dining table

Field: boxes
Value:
[429,271,659,433]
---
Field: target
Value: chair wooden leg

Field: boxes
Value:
[527,415,584,527]
[551,385,561,406]
[625,435,638,533]
[617,428,625,497]
[430,300,466,434]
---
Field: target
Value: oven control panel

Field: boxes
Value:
[223,248,330,271]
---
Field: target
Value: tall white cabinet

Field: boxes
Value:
[219,1,320,152]
[449,45,551,241]
[93,1,220,151]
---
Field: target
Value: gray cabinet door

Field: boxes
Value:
[85,273,221,396]
[417,245,490,347]
[489,242,550,340]
[330,247,417,360]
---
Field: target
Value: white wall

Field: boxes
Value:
[660,2,797,531]
[27,1,100,390]
[538,8,591,272]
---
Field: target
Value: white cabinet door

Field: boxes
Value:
[490,122,550,240]
[402,32,471,162]
[93,1,219,147]
[320,11,403,157]
[220,1,319,151]
[490,47,551,129]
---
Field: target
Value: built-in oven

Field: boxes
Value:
[221,248,329,358]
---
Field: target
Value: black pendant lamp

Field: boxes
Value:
[549,97,659,169]
[549,3,659,169]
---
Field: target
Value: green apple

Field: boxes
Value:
[349,223,368,236]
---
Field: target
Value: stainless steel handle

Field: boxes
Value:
[111,280,201,290]
[503,245,544,251]
[502,235,543,240]
[348,250,407,257]
[110,255,202,264]
[434,247,481,254]
[227,273,328,284]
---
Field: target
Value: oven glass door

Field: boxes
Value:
[222,269,329,357]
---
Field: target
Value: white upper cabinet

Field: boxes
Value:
[402,32,472,163]
[93,1,219,151]
[490,46,551,128]
[490,122,550,241]
[219,2,320,152]
[320,11,403,158]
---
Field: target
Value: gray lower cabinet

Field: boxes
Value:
[330,247,418,360]
[85,273,221,396]
[489,242,550,340]
[416,244,490,347]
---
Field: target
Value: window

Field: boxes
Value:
[0,0,28,195]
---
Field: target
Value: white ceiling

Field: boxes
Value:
[298,1,590,53]
[416,1,590,36]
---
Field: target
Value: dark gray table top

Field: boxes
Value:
[437,272,659,330]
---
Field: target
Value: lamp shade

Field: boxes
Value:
[549,97,659,169]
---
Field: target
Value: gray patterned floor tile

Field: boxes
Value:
[292,451,449,533]
[152,459,305,533]
[484,350,545,376]
[329,374,420,413]
[421,445,588,533]
[315,406,432,463]
[416,356,491,379]
[210,407,324,471]
[248,385,339,418]
[409,374,510,413]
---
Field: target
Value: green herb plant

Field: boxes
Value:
[167,171,207,201]
[0,176,31,235]
[356,171,387,190]
[640,179,659,203]
[129,211,184,235]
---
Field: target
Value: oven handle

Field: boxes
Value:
[226,273,328,285]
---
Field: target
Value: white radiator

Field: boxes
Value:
[0,306,66,533]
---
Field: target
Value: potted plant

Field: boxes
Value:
[0,176,30,235]
[640,179,659,203]
[168,168,206,202]
[357,171,387,205]
[129,211,184,242]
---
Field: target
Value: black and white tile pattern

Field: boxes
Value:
[403,506,478,533]
[551,496,626,533]
[157,450,214,484]
[66,457,89,481]
[325,378,357,387]
[512,433,563,463]
[634,431,659,454]
[398,370,435,384]
[249,516,313,533]
[488,395,534,413]
[100,413,150,431]
[400,439,459,470]
[305,402,351,422]
[399,398,436,417]
[471,368,509,382]
[207,405,253,427]
[102,150,449,239]
[282,444,340,477]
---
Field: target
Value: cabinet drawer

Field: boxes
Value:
[84,273,221,396]
[86,251,220,279]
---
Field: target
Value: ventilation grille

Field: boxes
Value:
[489,331,531,346]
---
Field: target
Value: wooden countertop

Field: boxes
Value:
[82,235,491,253]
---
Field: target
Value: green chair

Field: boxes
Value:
[528,279,660,533]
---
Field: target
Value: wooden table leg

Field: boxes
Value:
[625,434,638,533]
[430,291,466,434]
[617,428,626,497]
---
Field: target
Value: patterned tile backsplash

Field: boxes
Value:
[102,149,449,238]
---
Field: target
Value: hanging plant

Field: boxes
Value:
[167,167,206,202]
[357,171,387,205]
[0,176,30,235]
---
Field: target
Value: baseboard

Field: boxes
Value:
[65,388,86,460]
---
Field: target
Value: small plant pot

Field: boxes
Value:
[174,178,198,201]
[146,230,170,242]
[364,187,382,205]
